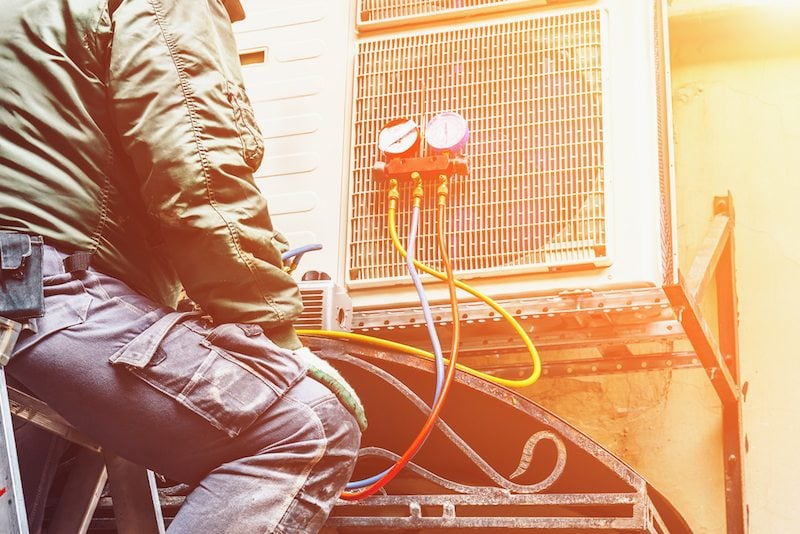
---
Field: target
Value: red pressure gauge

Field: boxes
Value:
[377,118,420,159]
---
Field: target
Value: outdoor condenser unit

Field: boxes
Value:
[234,0,676,318]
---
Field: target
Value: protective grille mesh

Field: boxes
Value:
[348,10,606,283]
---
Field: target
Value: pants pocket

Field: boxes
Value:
[11,274,91,358]
[109,316,306,437]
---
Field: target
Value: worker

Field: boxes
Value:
[0,0,365,532]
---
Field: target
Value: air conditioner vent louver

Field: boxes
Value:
[296,281,353,331]
[358,0,555,29]
[348,9,607,286]
[296,289,325,329]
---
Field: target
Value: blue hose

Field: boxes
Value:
[345,205,446,490]
[281,243,323,262]
[405,206,446,401]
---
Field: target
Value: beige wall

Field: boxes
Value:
[671,1,800,532]
[530,2,800,532]
[529,368,725,531]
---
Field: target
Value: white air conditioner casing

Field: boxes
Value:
[235,0,676,316]
[233,1,355,281]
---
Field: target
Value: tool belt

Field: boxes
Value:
[0,232,44,321]
[0,232,44,365]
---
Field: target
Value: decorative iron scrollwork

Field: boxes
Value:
[336,351,568,494]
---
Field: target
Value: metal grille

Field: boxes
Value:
[348,9,606,284]
[359,0,539,26]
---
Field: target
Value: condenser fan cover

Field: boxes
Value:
[348,9,607,285]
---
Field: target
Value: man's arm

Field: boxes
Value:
[107,0,302,348]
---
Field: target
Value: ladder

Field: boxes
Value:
[0,316,166,533]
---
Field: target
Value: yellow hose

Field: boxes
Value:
[298,202,542,389]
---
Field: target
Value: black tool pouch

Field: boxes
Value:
[0,232,44,321]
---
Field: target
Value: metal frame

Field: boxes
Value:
[664,194,745,533]
[0,367,28,534]
[2,380,165,533]
[315,342,691,532]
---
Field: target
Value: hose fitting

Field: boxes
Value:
[411,172,424,209]
[388,178,400,210]
[437,175,449,206]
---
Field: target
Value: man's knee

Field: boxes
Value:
[283,376,362,474]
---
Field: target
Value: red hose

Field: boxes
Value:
[340,199,460,500]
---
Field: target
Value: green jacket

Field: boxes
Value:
[0,0,302,348]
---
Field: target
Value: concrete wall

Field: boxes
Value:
[530,2,800,532]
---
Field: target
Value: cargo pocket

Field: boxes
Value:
[109,314,306,438]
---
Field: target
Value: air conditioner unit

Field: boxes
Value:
[348,0,676,310]
[235,0,676,320]
[296,279,353,331]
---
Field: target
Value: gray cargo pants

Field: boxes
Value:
[7,245,360,533]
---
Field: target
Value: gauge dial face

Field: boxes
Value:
[377,118,420,157]
[425,111,470,154]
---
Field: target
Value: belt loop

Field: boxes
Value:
[63,251,92,273]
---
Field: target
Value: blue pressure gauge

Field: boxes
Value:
[377,118,420,158]
[425,112,470,154]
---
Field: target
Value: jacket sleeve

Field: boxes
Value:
[107,0,303,348]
